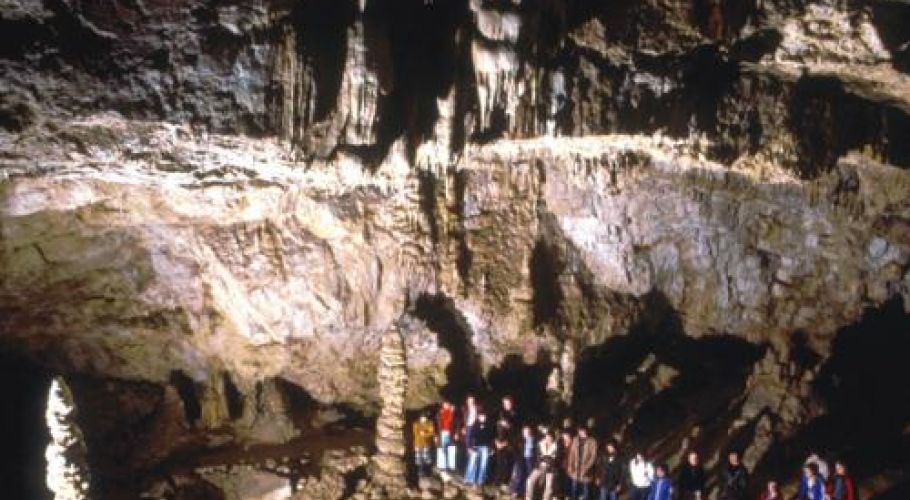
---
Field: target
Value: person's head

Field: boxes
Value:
[522,425,533,438]
[420,413,429,422]
[728,451,740,466]
[562,416,573,430]
[634,451,644,461]
[655,464,666,478]
[502,396,514,411]
[542,431,555,444]
[805,462,819,478]
[560,431,573,445]
[687,451,700,466]
[835,460,848,476]
[767,480,779,493]
[605,441,617,455]
[466,395,476,407]
[586,417,596,430]
[499,417,510,428]
[578,426,589,439]
[478,412,487,423]
[442,399,452,409]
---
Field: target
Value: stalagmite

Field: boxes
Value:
[45,377,91,500]
[368,325,409,497]
[199,372,230,430]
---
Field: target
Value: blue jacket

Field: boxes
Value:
[647,477,673,500]
[798,476,825,500]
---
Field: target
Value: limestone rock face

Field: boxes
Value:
[2,0,910,497]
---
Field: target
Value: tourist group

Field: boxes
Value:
[410,395,856,500]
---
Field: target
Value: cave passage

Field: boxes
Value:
[0,349,53,500]
[573,292,763,455]
[753,296,910,499]
[412,293,485,403]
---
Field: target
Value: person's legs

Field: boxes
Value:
[526,468,542,500]
[542,472,555,500]
[446,443,458,471]
[477,446,491,485]
[465,449,479,484]
[437,431,450,470]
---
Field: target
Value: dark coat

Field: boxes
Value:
[678,464,706,495]
[473,420,494,448]
[719,464,748,500]
[595,453,623,490]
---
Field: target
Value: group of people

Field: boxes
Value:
[410,395,857,500]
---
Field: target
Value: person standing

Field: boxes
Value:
[797,463,825,500]
[510,425,537,498]
[499,395,519,430]
[567,426,598,500]
[646,464,673,500]
[804,452,830,481]
[557,428,575,499]
[594,441,622,500]
[466,412,494,487]
[436,400,459,474]
[677,451,706,500]
[719,452,748,500]
[628,452,655,500]
[412,413,436,478]
[492,416,516,491]
[526,431,558,500]
[462,395,479,479]
[829,461,855,500]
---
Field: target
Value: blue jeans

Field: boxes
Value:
[599,488,619,500]
[436,431,458,470]
[465,446,490,485]
[570,479,591,500]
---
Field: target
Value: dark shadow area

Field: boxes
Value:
[752,296,910,498]
[789,75,910,178]
[339,0,469,169]
[573,292,763,458]
[287,0,354,124]
[222,372,244,421]
[486,352,554,424]
[417,170,441,245]
[869,0,910,73]
[412,293,485,403]
[69,375,194,499]
[170,370,201,425]
[0,349,53,500]
[530,239,563,328]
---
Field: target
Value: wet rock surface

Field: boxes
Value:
[1,0,909,498]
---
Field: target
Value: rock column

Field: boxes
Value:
[369,326,409,496]
[45,377,91,500]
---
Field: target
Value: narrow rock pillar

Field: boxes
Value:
[45,377,91,500]
[370,326,409,496]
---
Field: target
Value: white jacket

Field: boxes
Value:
[629,458,655,488]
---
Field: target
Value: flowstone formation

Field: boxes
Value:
[1,0,910,498]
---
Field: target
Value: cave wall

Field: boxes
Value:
[1,0,910,497]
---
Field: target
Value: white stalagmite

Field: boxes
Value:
[45,377,91,500]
